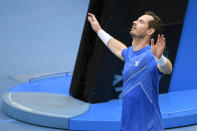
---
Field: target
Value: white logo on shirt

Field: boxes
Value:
[135,60,140,67]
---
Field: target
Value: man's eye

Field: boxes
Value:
[140,20,144,24]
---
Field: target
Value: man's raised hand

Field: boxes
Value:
[151,34,166,59]
[87,13,101,33]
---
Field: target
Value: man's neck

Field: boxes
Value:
[132,36,150,51]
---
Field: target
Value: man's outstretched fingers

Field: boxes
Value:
[87,16,92,23]
[151,38,154,47]
[88,13,94,16]
[88,13,96,20]
[157,34,161,44]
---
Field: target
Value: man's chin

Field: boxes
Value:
[129,31,135,37]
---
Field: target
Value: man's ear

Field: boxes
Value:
[147,28,155,36]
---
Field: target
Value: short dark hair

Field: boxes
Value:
[144,11,163,39]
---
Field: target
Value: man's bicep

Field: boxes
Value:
[107,39,127,61]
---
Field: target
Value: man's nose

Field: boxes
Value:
[133,20,137,25]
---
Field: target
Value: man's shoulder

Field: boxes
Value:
[144,49,157,64]
[147,48,155,57]
[122,46,132,55]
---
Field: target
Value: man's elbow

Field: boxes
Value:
[165,69,172,75]
[165,60,173,75]
[159,64,172,75]
[164,67,173,75]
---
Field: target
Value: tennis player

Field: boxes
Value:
[87,11,172,131]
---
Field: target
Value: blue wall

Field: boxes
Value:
[169,0,197,92]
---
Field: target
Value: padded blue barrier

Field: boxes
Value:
[3,74,91,129]
[2,73,197,130]
[69,99,122,131]
[3,92,90,129]
[70,90,197,130]
[169,0,197,92]
[160,89,197,128]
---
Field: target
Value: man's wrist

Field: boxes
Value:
[97,29,113,46]
[155,55,167,66]
[95,27,102,33]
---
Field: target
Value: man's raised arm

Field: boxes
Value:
[87,13,127,61]
[151,35,173,75]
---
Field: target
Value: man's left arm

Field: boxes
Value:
[151,34,172,75]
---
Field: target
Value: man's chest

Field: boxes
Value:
[122,52,149,83]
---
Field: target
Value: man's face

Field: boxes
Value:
[130,15,154,38]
